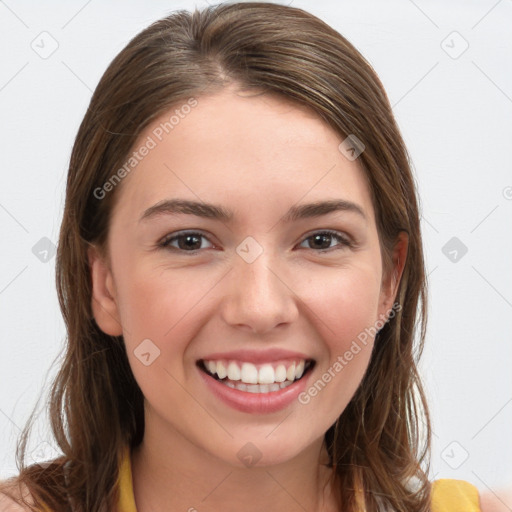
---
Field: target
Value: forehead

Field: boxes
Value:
[110,88,375,226]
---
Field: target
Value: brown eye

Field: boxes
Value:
[160,231,213,252]
[299,231,351,252]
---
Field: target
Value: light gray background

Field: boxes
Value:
[1,0,511,500]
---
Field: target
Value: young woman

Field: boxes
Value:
[0,2,502,511]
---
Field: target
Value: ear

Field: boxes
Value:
[88,245,123,336]
[378,231,408,319]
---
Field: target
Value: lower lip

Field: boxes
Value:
[198,366,312,414]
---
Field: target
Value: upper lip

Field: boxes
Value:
[198,348,313,364]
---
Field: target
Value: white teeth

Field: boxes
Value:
[240,362,259,384]
[286,362,296,381]
[207,360,217,374]
[216,361,227,379]
[295,360,305,379]
[275,364,287,382]
[227,361,241,381]
[229,381,293,393]
[258,364,275,384]
[203,359,311,387]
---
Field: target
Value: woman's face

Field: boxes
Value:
[90,87,404,467]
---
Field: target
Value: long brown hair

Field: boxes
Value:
[1,3,431,511]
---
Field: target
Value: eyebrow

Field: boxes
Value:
[139,198,367,223]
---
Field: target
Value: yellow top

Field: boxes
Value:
[37,446,480,511]
[117,446,137,512]
[116,446,481,511]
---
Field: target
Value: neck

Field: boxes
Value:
[130,414,339,512]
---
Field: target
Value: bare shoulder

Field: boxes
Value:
[479,487,512,512]
[0,479,35,512]
[0,495,31,512]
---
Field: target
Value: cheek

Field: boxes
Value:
[114,261,207,338]
[113,261,224,386]
[304,264,382,353]
[113,264,217,413]
[295,265,381,421]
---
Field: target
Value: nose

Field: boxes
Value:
[220,252,299,335]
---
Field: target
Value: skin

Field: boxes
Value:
[88,86,407,511]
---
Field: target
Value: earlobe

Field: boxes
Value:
[379,231,408,317]
[88,245,123,336]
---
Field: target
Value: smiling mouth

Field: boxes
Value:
[197,358,315,393]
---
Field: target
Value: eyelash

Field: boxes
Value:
[158,230,353,255]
